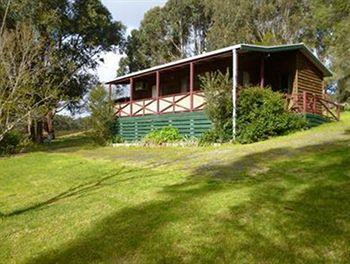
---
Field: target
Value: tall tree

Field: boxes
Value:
[205,0,312,49]
[1,0,125,140]
[118,0,211,75]
[0,24,60,142]
[311,0,350,102]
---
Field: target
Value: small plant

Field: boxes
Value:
[236,87,307,144]
[143,126,183,145]
[112,135,124,144]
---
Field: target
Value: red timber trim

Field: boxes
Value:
[115,91,205,117]
[132,98,158,116]
[130,78,134,115]
[190,62,194,111]
[116,102,131,117]
[109,84,112,100]
[285,91,340,121]
[159,93,191,114]
[303,91,307,113]
[156,71,160,114]
[192,91,205,110]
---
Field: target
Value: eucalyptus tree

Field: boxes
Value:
[205,0,312,49]
[0,0,125,140]
[311,0,350,102]
[0,24,60,143]
[118,0,211,75]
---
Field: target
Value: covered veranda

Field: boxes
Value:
[107,44,339,121]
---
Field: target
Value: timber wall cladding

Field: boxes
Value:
[116,111,212,141]
[297,52,324,114]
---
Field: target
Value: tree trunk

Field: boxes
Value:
[44,110,55,140]
[30,118,44,144]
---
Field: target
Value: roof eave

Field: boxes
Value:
[106,44,241,84]
[106,43,332,84]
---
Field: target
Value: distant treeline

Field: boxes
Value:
[53,115,91,133]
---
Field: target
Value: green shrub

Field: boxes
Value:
[236,87,307,144]
[199,70,233,143]
[0,131,23,155]
[199,128,232,145]
[143,126,182,145]
[112,135,124,144]
[343,102,350,111]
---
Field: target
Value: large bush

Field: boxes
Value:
[88,85,116,145]
[199,70,233,143]
[0,131,23,156]
[143,126,182,145]
[236,87,307,144]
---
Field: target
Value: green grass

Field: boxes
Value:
[1,113,350,263]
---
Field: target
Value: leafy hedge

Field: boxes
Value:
[236,87,307,144]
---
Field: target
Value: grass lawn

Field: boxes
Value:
[1,113,350,263]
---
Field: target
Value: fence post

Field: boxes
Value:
[337,105,340,121]
[156,71,160,114]
[303,91,307,113]
[190,62,194,111]
[130,78,134,117]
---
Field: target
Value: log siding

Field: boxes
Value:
[296,52,324,114]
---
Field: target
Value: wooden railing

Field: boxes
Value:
[115,91,205,117]
[116,90,340,121]
[285,91,340,121]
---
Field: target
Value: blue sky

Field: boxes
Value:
[96,0,167,83]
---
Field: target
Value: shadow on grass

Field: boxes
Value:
[29,133,97,154]
[27,138,350,263]
[1,166,163,218]
[0,169,123,218]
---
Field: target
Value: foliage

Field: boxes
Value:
[0,131,24,155]
[0,24,60,143]
[88,85,115,145]
[143,126,183,145]
[236,87,307,144]
[0,0,125,143]
[0,0,125,112]
[118,0,211,74]
[53,115,90,132]
[206,0,313,49]
[199,70,233,143]
[199,129,231,145]
[311,0,350,102]
[112,135,124,144]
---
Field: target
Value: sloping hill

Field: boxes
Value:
[1,113,350,263]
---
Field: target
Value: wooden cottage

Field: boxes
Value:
[106,43,339,141]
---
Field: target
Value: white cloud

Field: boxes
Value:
[95,51,124,83]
